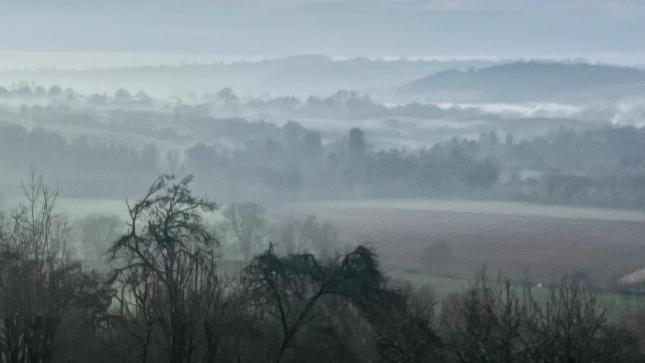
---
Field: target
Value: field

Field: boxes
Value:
[289,199,645,289]
[44,196,645,300]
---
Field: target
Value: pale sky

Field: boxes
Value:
[1,0,644,68]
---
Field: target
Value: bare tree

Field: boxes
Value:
[0,171,107,363]
[372,283,444,363]
[109,175,222,363]
[441,272,643,363]
[442,276,528,363]
[525,279,632,363]
[223,202,266,261]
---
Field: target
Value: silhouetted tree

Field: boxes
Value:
[245,245,387,362]
[109,175,221,363]
[0,171,110,363]
[114,89,131,100]
[442,272,643,363]
[47,85,62,98]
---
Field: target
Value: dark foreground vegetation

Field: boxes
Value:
[1,174,645,362]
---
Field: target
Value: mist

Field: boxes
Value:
[0,1,645,362]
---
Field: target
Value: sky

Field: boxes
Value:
[1,0,644,69]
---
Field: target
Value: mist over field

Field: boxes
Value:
[1,1,645,362]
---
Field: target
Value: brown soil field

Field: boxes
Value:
[290,201,645,287]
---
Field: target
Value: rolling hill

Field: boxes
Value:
[400,61,645,102]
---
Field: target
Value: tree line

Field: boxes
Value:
[1,112,644,208]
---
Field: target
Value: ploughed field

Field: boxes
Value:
[290,199,645,288]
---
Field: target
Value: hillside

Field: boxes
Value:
[0,56,494,97]
[400,61,645,102]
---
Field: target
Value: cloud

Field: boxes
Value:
[226,0,645,9]
[1,0,643,60]
[5,0,645,11]
[408,0,645,11]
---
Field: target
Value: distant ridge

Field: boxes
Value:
[400,61,645,102]
[0,56,494,97]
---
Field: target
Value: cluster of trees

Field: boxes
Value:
[2,96,644,208]
[218,203,342,261]
[0,174,643,362]
[185,122,645,208]
[0,123,159,197]
[0,83,440,119]
[198,88,499,122]
[0,83,154,110]
[0,56,493,98]
[438,126,645,208]
[439,276,644,362]
[185,124,500,202]
[0,83,70,99]
[80,89,153,107]
[515,173,645,209]
[1,83,567,125]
